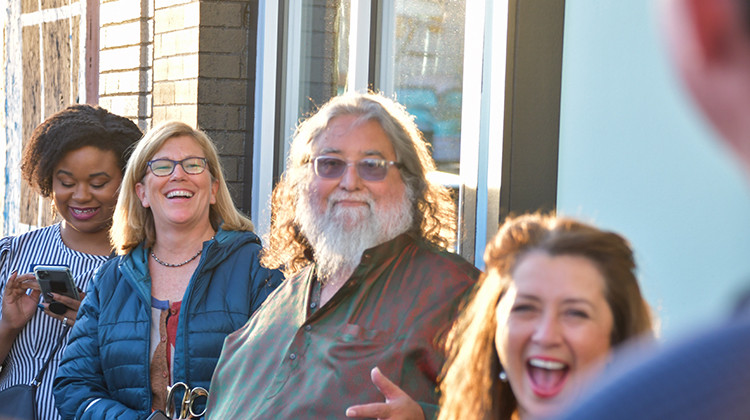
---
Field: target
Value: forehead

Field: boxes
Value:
[152,135,203,158]
[313,115,396,159]
[509,251,609,301]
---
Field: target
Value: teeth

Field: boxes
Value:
[167,190,193,199]
[71,208,96,214]
[529,358,567,370]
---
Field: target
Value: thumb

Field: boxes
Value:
[370,366,404,400]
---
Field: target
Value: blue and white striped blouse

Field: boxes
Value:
[0,223,109,420]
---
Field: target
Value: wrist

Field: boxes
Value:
[0,318,24,338]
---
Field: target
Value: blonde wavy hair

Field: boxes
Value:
[110,121,254,254]
[261,91,456,276]
[438,213,655,420]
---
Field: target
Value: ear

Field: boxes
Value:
[686,0,740,63]
[210,178,219,205]
[135,181,150,208]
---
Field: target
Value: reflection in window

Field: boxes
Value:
[297,0,349,116]
[392,0,465,176]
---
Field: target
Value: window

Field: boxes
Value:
[252,0,563,267]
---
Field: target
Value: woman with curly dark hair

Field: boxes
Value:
[0,104,141,420]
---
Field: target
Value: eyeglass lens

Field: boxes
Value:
[314,157,393,181]
[149,157,207,176]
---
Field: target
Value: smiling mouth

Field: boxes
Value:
[527,357,569,398]
[167,190,194,199]
[69,207,100,220]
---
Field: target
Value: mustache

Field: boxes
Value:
[326,191,375,210]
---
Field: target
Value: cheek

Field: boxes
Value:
[573,326,613,370]
[494,306,515,369]
[51,186,71,208]
[308,179,334,207]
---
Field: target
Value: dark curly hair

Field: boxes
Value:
[21,104,143,197]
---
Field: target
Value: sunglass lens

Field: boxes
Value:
[357,159,387,181]
[316,157,347,178]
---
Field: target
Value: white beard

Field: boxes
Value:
[295,186,414,284]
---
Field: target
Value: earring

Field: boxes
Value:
[499,370,508,382]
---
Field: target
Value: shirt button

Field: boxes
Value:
[310,302,317,309]
[162,371,168,378]
[161,336,167,342]
[289,353,297,360]
[304,325,312,331]
[170,309,177,315]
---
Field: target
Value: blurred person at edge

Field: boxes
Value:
[53,121,283,419]
[206,92,480,420]
[438,213,654,420]
[0,104,142,420]
[555,0,750,419]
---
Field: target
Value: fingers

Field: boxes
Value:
[346,402,390,418]
[370,366,404,400]
[51,292,82,311]
[37,303,76,327]
[5,272,38,293]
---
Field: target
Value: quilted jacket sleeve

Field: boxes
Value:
[53,263,142,420]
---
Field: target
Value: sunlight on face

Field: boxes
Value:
[495,251,614,419]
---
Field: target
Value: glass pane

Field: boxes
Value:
[393,0,465,176]
[297,0,349,115]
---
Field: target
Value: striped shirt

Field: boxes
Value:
[0,224,109,420]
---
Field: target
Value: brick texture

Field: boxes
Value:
[96,0,256,213]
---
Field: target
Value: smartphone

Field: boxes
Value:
[34,265,79,303]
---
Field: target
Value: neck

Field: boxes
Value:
[154,223,216,250]
[318,268,353,306]
[59,221,113,256]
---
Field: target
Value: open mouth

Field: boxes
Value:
[527,357,569,398]
[69,207,100,221]
[166,190,194,199]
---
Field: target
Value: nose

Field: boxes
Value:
[72,183,92,202]
[169,162,188,179]
[337,162,363,191]
[531,312,563,346]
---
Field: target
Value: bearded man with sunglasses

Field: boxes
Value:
[207,92,479,420]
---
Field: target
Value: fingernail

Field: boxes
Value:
[45,292,54,299]
[37,303,45,310]
[345,408,355,417]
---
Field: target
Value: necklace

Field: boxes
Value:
[150,236,214,268]
[151,249,202,267]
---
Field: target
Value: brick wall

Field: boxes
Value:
[101,0,257,211]
[11,0,88,230]
[99,0,153,129]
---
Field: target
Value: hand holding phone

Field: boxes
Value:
[34,265,79,314]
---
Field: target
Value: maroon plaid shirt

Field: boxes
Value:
[206,234,479,419]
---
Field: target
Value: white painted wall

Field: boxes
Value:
[557,0,750,339]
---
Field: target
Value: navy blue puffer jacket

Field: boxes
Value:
[53,229,283,419]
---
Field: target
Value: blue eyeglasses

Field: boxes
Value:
[147,157,208,177]
[312,156,402,181]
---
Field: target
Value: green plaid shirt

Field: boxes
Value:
[206,234,479,419]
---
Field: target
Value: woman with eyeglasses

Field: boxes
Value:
[53,121,283,419]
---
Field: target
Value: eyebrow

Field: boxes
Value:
[56,169,113,179]
[515,294,597,308]
[317,148,387,159]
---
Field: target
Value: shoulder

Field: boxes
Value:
[214,228,261,250]
[561,317,750,419]
[409,237,481,280]
[5,224,60,248]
